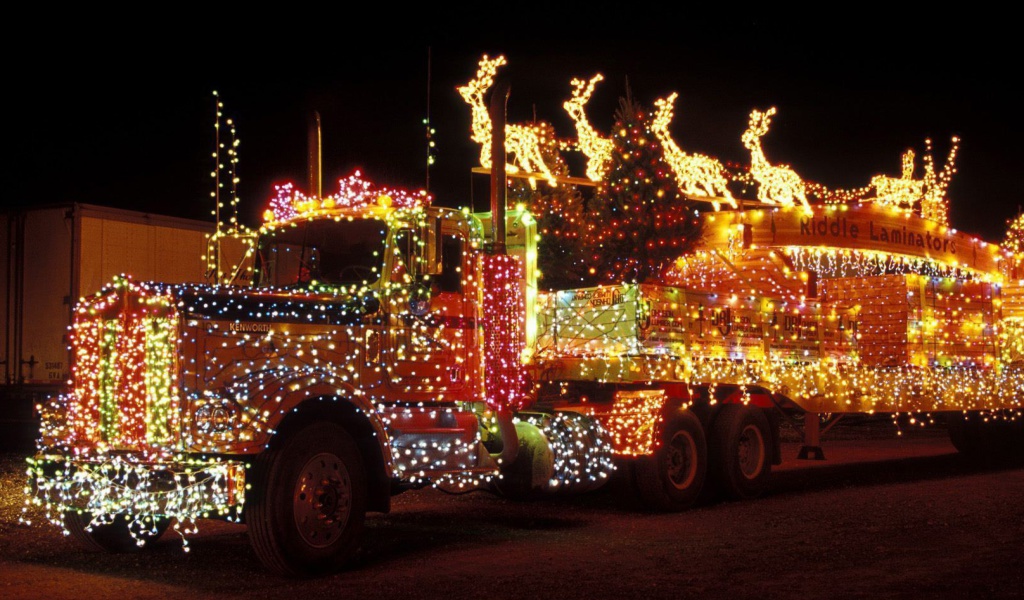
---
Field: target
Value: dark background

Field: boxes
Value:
[7,12,1020,242]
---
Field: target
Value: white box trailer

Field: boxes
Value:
[1,203,250,448]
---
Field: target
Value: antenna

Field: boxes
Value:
[226,114,241,233]
[211,91,224,281]
[208,91,248,285]
[424,46,435,193]
[307,111,322,199]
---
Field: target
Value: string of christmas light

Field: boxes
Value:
[519,411,615,491]
[481,254,528,410]
[585,390,667,456]
[265,170,432,223]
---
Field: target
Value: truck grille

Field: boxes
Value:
[68,279,181,450]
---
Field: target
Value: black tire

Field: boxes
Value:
[708,404,771,500]
[949,411,1024,464]
[947,411,986,458]
[63,511,170,552]
[631,410,708,511]
[246,422,367,577]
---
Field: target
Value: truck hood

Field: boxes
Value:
[150,282,382,326]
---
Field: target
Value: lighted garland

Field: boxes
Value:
[265,170,431,223]
[782,247,988,281]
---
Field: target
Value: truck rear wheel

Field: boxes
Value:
[708,404,771,500]
[63,512,170,552]
[246,422,367,576]
[631,410,707,511]
[947,411,986,458]
[949,411,1024,463]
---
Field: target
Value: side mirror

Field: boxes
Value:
[360,293,381,315]
[408,284,431,316]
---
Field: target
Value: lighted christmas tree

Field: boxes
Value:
[582,88,703,284]
[1005,209,1024,255]
[506,121,592,290]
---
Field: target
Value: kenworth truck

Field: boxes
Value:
[25,117,1024,578]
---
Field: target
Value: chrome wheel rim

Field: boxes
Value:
[293,452,352,548]
[737,424,765,479]
[666,430,698,490]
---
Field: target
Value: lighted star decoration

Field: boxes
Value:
[563,74,614,182]
[741,107,811,212]
[652,92,737,211]
[457,54,559,188]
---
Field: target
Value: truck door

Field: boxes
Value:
[384,221,479,401]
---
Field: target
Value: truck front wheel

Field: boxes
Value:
[708,404,771,500]
[63,512,170,552]
[246,422,367,576]
[631,410,708,511]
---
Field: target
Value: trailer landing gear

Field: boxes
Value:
[797,411,825,461]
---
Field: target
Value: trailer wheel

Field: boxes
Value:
[949,411,1024,463]
[631,410,707,511]
[246,422,367,576]
[709,404,771,500]
[947,412,986,459]
[63,512,170,552]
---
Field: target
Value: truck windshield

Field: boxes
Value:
[255,218,388,288]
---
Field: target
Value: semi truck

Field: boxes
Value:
[24,93,1023,579]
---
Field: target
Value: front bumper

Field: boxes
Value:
[27,453,247,521]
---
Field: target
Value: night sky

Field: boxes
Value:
[9,14,1020,242]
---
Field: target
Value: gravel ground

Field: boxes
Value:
[2,421,1023,600]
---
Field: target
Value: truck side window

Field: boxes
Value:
[392,230,415,283]
[436,234,463,293]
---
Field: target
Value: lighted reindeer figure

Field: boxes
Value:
[458,54,558,187]
[563,74,614,182]
[652,92,737,211]
[741,107,810,211]
[870,149,923,211]
[920,136,960,226]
